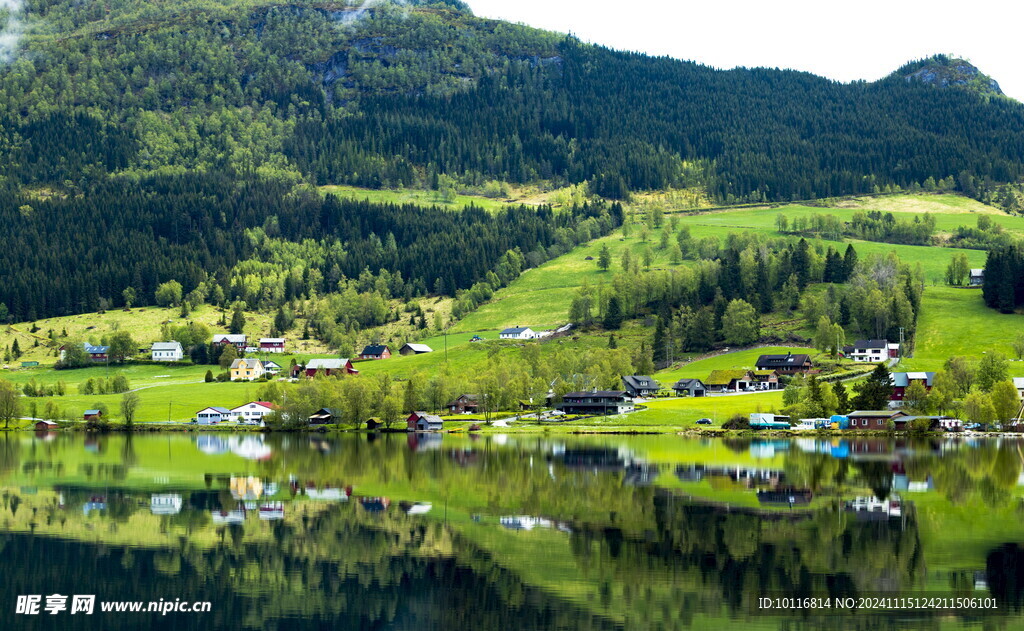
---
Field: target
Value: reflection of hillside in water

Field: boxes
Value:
[1,434,1024,629]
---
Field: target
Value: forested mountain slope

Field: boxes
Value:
[1,0,1024,323]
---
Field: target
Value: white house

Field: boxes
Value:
[150,494,183,515]
[230,401,275,425]
[844,339,899,363]
[1014,377,1024,398]
[196,407,232,425]
[500,326,537,340]
[263,360,283,376]
[151,341,184,362]
[970,269,985,286]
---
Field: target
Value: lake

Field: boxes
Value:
[1,431,1023,630]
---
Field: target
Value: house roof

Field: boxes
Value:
[450,394,480,403]
[971,268,984,276]
[753,370,778,377]
[84,343,109,353]
[411,412,444,423]
[36,420,57,426]
[756,353,812,368]
[501,326,534,335]
[848,410,908,418]
[622,375,660,390]
[310,408,341,417]
[852,339,888,350]
[84,409,101,415]
[231,402,274,412]
[213,334,247,343]
[361,344,390,355]
[563,390,629,398]
[151,341,182,351]
[672,378,705,389]
[401,343,433,353]
[263,360,282,368]
[705,370,751,386]
[891,372,935,387]
[230,358,262,369]
[307,358,350,370]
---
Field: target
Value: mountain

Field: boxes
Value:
[892,55,1004,98]
[2,0,1024,323]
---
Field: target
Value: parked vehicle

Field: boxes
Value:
[696,418,712,425]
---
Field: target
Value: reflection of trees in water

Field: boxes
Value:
[555,492,926,625]
[905,441,1022,506]
[988,544,1024,612]
[0,508,620,631]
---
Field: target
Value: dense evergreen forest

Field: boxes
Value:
[2,0,1023,201]
[0,173,620,321]
[1,0,1024,321]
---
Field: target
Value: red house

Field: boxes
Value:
[359,345,392,360]
[299,358,359,377]
[259,338,285,353]
[212,334,247,351]
[890,372,935,406]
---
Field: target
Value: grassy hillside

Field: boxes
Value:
[0,304,333,367]
[454,193,1004,334]
[903,285,1024,370]
[652,346,813,385]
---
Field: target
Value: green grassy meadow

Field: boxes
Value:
[652,346,813,384]
[453,193,1007,334]
[903,285,1024,370]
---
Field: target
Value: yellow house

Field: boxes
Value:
[230,358,265,382]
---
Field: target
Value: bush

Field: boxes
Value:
[204,370,214,383]
[721,414,751,430]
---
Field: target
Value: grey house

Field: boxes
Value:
[621,375,660,398]
[672,378,707,397]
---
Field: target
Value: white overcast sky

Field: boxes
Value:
[466,0,1024,101]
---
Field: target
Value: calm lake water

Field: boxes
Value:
[2,431,1024,630]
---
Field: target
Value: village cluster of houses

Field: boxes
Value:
[189,403,446,432]
[147,335,288,363]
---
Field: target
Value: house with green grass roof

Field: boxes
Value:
[752,370,781,390]
[704,370,754,393]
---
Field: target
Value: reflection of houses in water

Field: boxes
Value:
[501,515,553,531]
[227,435,272,461]
[676,464,705,482]
[448,449,479,467]
[844,496,903,520]
[303,485,351,501]
[402,502,432,515]
[196,435,229,455]
[359,497,391,512]
[623,463,659,486]
[229,476,278,500]
[211,509,246,525]
[756,489,813,506]
[407,432,442,452]
[558,448,626,471]
[749,440,790,459]
[150,494,183,515]
[82,495,106,515]
[259,502,285,520]
[675,464,788,489]
[891,462,934,492]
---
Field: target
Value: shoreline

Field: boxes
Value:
[5,423,1017,438]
